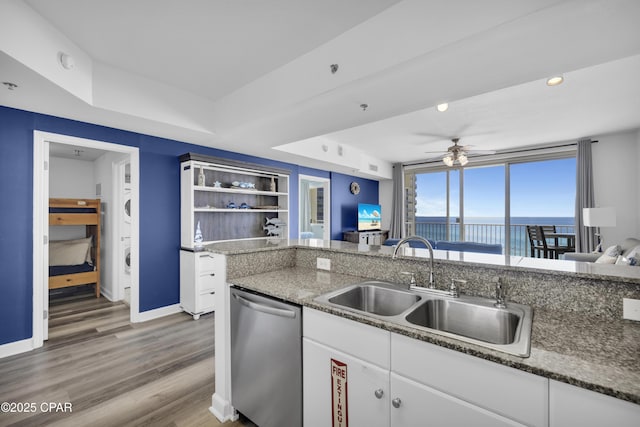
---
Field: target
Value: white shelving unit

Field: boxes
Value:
[180,153,290,246]
[179,153,290,319]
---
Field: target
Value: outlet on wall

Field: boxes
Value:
[317,257,331,271]
[623,298,640,321]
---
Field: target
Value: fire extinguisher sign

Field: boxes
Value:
[331,358,348,427]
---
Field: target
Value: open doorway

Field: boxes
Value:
[298,175,331,240]
[32,131,139,346]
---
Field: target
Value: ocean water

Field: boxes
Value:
[414,216,575,256]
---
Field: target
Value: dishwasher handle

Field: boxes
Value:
[233,293,297,319]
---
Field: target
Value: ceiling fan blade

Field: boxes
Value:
[465,149,496,155]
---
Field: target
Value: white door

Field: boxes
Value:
[390,373,525,427]
[303,338,389,427]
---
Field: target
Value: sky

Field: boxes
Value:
[415,157,577,218]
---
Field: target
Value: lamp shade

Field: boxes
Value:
[583,207,616,227]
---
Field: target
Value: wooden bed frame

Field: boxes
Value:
[49,198,101,297]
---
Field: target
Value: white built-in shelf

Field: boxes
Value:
[194,208,287,213]
[194,185,288,197]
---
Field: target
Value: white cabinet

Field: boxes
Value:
[180,153,290,246]
[303,339,389,427]
[392,333,548,427]
[302,308,550,427]
[549,380,640,427]
[390,373,526,427]
[180,250,224,319]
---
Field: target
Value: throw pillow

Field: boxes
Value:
[49,236,93,266]
[595,244,621,264]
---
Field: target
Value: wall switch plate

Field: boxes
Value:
[317,257,331,271]
[623,298,640,321]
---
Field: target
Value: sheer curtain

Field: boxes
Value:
[574,139,596,252]
[389,163,404,239]
[299,180,311,235]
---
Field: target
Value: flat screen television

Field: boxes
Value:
[357,203,382,231]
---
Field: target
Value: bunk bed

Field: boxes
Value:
[49,198,101,297]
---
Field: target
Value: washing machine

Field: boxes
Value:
[120,237,131,288]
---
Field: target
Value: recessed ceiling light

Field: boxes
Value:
[546,75,564,86]
[436,103,449,112]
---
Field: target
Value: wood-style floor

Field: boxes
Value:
[0,288,253,427]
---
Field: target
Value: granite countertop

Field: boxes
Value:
[205,238,640,284]
[228,266,640,405]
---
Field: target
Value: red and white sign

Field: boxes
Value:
[331,358,349,427]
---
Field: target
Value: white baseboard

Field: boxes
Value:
[0,338,34,359]
[210,393,237,422]
[100,287,115,301]
[131,303,182,323]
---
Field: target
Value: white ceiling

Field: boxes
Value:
[1,0,639,179]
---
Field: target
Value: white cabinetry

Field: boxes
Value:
[303,308,549,427]
[392,333,548,427]
[180,153,290,245]
[549,380,640,427]
[179,250,224,319]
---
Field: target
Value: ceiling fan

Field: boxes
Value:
[424,137,496,167]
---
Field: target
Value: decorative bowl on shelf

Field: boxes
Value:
[239,203,250,209]
[226,201,237,209]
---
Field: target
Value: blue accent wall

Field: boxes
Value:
[0,105,378,346]
[330,172,379,240]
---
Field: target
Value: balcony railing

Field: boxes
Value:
[414,221,575,257]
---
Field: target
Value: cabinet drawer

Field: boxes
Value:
[392,333,548,427]
[199,271,218,292]
[196,252,223,272]
[198,290,216,311]
[303,308,390,368]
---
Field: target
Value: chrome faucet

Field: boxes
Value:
[391,235,436,289]
[493,277,508,308]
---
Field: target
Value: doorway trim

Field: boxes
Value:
[32,131,140,349]
[298,174,331,240]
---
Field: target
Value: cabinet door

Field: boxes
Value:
[550,380,640,427]
[304,338,389,427]
[390,373,527,427]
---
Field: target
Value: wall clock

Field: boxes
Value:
[350,181,360,195]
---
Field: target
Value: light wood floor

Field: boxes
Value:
[0,287,253,427]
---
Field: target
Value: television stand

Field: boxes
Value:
[343,230,389,245]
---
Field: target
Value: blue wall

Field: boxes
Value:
[0,106,378,346]
[330,172,380,239]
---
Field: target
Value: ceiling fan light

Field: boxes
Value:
[442,155,454,167]
[458,154,469,166]
[436,102,449,112]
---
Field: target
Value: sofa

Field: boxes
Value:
[383,238,503,255]
[564,237,640,265]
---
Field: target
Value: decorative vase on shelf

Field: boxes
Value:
[198,167,205,186]
[270,176,276,192]
[194,221,203,247]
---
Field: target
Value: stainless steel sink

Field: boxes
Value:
[316,281,422,316]
[405,298,521,345]
[314,281,532,357]
[404,295,531,356]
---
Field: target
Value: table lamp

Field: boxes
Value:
[583,207,616,251]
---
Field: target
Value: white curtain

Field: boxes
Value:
[574,139,596,252]
[389,163,404,239]
[300,180,311,234]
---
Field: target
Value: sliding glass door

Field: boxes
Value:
[405,155,576,256]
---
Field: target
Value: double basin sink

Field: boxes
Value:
[314,281,532,357]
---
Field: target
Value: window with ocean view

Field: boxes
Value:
[406,155,576,256]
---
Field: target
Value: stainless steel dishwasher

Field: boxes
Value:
[230,287,302,427]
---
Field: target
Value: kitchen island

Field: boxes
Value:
[206,239,640,426]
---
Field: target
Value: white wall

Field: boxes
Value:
[591,130,639,246]
[379,178,393,232]
[94,152,128,300]
[49,156,96,241]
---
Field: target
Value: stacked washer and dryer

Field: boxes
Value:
[120,164,131,300]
